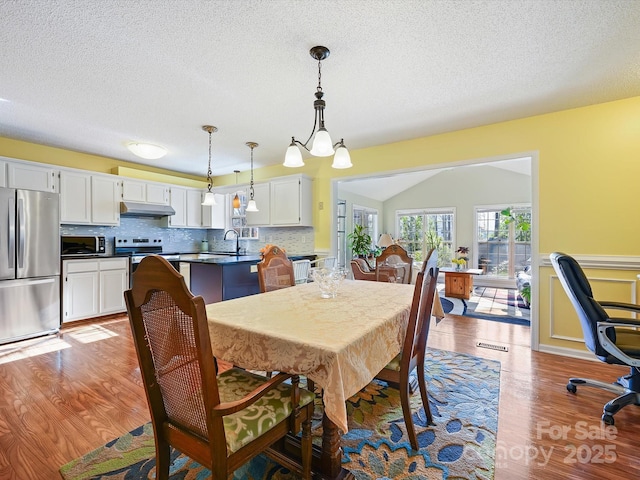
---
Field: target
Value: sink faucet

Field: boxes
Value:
[223,229,240,255]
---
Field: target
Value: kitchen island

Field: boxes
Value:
[179,253,316,304]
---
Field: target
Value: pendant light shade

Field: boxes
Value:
[331,139,352,169]
[284,46,351,168]
[201,191,216,206]
[232,170,241,208]
[201,125,218,206]
[284,138,305,167]
[245,142,259,212]
[309,127,334,156]
[246,199,258,212]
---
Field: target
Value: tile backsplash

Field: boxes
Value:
[60,217,315,255]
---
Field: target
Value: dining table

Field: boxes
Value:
[206,279,415,479]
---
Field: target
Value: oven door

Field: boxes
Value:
[130,255,181,283]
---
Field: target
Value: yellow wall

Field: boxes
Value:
[2,95,640,352]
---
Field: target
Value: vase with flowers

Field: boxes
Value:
[452,246,470,270]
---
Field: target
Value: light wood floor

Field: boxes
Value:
[0,313,638,479]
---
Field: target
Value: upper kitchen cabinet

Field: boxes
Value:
[186,188,207,228]
[245,182,270,226]
[121,179,170,205]
[0,159,7,187]
[165,186,187,227]
[270,175,312,226]
[203,192,227,229]
[7,160,57,192]
[91,175,121,225]
[59,170,120,225]
[60,170,91,223]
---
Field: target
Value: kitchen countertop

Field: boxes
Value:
[177,253,315,265]
[61,253,131,260]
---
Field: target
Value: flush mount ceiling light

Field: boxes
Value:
[201,125,218,206]
[245,142,259,212]
[126,142,167,160]
[284,46,352,169]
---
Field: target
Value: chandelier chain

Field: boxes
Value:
[317,59,323,92]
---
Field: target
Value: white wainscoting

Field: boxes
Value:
[539,253,640,356]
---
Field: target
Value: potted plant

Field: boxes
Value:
[348,224,373,265]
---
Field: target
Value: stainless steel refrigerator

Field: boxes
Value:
[0,187,60,344]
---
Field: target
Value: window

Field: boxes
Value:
[352,205,378,252]
[397,208,455,265]
[476,206,531,277]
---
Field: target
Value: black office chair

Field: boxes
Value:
[550,252,640,425]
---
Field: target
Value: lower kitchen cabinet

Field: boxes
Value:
[63,257,129,322]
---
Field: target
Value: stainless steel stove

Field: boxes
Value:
[114,237,181,278]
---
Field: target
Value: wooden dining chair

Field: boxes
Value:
[350,258,376,281]
[375,244,413,284]
[257,245,296,292]
[374,250,439,450]
[124,255,314,480]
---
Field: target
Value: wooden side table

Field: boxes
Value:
[440,268,483,300]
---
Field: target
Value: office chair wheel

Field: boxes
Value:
[602,413,615,426]
[567,383,577,394]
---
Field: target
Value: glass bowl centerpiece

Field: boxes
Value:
[311,267,347,298]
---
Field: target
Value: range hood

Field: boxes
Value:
[120,201,175,217]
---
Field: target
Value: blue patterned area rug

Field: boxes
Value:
[60,349,500,480]
[439,286,530,327]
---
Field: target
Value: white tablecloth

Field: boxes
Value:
[206,279,414,433]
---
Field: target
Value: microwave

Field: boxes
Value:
[61,236,106,255]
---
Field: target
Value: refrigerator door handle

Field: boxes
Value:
[17,197,25,269]
[7,197,15,269]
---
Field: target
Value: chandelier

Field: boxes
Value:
[284,46,352,169]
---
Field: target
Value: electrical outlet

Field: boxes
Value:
[267,235,273,243]
[301,235,306,243]
[319,201,324,210]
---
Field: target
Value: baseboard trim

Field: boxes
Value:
[537,344,599,362]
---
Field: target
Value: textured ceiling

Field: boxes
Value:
[1,1,640,178]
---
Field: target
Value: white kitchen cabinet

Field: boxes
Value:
[60,170,92,224]
[203,193,227,229]
[186,189,205,227]
[121,179,169,204]
[245,182,270,226]
[60,170,120,225]
[0,159,6,187]
[270,175,312,226]
[7,161,57,192]
[63,257,129,322]
[91,175,121,225]
[63,260,100,322]
[146,183,170,204]
[99,259,129,314]
[165,186,187,227]
[179,262,191,290]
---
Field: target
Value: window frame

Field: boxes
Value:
[396,207,456,266]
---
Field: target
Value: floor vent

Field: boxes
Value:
[476,342,509,352]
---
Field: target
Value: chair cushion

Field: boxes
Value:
[218,368,315,453]
[384,352,402,372]
[614,329,640,358]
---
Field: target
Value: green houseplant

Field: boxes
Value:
[348,224,372,259]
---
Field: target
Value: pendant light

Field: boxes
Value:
[201,125,218,206]
[232,170,241,209]
[245,142,259,212]
[284,46,352,169]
